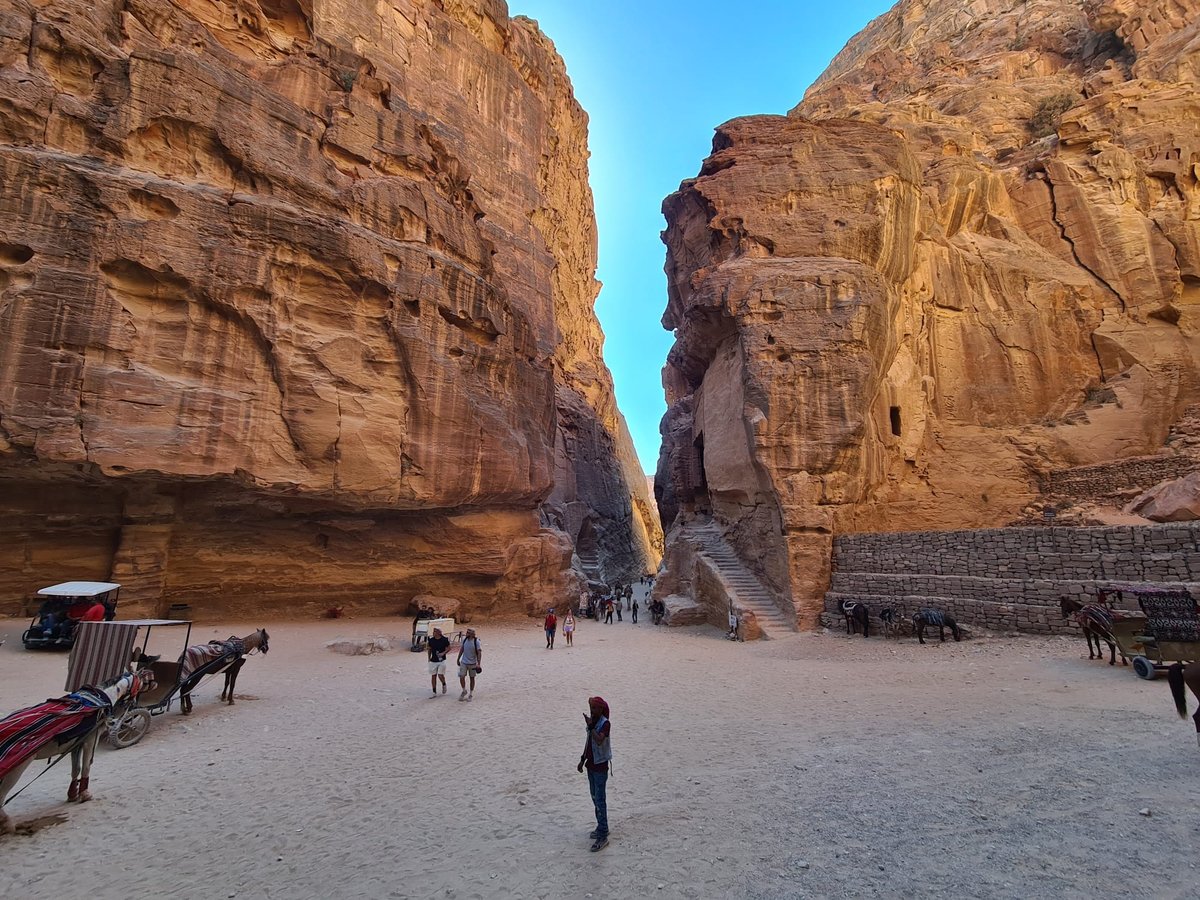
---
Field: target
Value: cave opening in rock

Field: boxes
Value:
[692,433,711,515]
[890,406,902,437]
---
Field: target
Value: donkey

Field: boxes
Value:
[178,628,269,715]
[1,668,155,835]
[913,608,961,644]
[837,599,869,638]
[1168,661,1200,749]
[1059,596,1126,665]
[879,606,906,639]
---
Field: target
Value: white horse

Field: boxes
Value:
[0,668,153,835]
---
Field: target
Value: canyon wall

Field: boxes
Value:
[0,0,659,617]
[656,0,1200,627]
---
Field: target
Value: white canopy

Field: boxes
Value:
[37,581,122,597]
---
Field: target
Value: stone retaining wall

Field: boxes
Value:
[1040,455,1199,501]
[824,523,1200,635]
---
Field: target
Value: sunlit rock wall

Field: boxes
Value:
[0,0,659,616]
[657,0,1200,627]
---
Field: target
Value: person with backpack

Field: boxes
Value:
[456,628,482,701]
[577,695,612,851]
[544,608,558,649]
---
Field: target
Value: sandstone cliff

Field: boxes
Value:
[656,0,1200,628]
[0,0,659,617]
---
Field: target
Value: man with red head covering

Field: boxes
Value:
[577,695,612,851]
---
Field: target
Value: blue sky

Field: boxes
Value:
[509,2,896,473]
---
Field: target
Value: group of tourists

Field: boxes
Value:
[579,575,658,626]
[542,608,576,648]
[425,625,481,701]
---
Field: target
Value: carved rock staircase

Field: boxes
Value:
[577,547,602,587]
[692,523,796,638]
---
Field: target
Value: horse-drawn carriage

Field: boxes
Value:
[1102,584,1200,680]
[67,619,268,747]
[21,582,121,650]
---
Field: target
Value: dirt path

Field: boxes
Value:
[0,615,1197,899]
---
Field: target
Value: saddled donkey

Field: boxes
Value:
[913,608,961,644]
[1168,661,1200,749]
[178,629,269,715]
[837,599,870,638]
[1,668,154,835]
[1059,595,1126,665]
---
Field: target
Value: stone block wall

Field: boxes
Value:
[823,524,1200,634]
[1040,455,1200,502]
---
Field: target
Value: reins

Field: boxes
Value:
[3,748,73,807]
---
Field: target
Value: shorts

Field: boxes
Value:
[428,661,447,675]
[458,663,477,678]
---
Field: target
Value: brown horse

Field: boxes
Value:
[1059,596,1127,665]
[178,628,269,715]
[1168,661,1200,749]
[1,668,155,835]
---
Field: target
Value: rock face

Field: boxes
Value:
[656,0,1200,628]
[0,0,660,617]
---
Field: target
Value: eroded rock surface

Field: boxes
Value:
[0,0,659,616]
[657,0,1200,627]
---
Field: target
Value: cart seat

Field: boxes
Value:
[1138,593,1200,642]
[137,660,181,707]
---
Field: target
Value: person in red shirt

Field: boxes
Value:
[543,608,558,649]
[78,600,106,622]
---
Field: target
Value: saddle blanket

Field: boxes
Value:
[179,637,245,680]
[0,688,110,780]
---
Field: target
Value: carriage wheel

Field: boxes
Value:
[107,708,151,748]
[1131,656,1158,681]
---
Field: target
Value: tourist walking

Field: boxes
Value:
[427,626,450,696]
[564,611,576,646]
[544,608,558,649]
[631,598,638,624]
[604,597,614,624]
[577,695,612,851]
[457,627,482,700]
[728,606,740,641]
[615,598,623,623]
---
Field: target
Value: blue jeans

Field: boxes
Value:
[587,768,609,836]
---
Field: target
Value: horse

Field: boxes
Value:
[1168,661,1200,749]
[1,668,155,835]
[879,606,906,639]
[1059,596,1126,665]
[837,599,870,638]
[177,628,269,715]
[913,608,961,644]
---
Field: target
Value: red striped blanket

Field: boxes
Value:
[0,688,110,780]
[179,637,245,680]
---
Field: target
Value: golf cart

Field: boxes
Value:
[21,581,121,650]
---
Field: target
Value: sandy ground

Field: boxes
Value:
[1,598,1198,900]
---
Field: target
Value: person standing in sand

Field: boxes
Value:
[544,608,558,649]
[577,695,612,851]
[563,611,576,646]
[457,627,482,701]
[427,626,450,696]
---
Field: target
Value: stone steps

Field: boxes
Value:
[689,524,795,638]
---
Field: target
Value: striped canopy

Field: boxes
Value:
[65,622,140,691]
